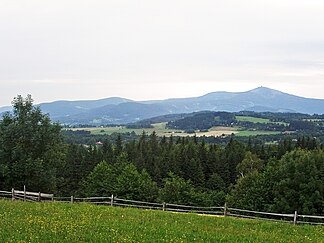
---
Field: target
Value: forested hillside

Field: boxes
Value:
[0,96,323,215]
[2,87,324,125]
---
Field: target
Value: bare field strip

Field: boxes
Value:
[70,124,238,137]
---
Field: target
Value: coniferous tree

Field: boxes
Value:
[114,134,123,158]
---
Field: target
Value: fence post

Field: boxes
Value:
[38,192,41,202]
[224,202,228,217]
[71,195,74,204]
[293,211,298,225]
[23,185,26,202]
[162,202,166,211]
[111,194,114,206]
[11,188,15,201]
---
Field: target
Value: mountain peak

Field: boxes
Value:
[250,86,277,92]
[248,86,284,97]
[2,87,324,125]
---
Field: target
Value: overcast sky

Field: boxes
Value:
[1,0,324,106]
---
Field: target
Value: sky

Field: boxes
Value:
[1,0,324,107]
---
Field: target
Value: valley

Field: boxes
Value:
[70,122,281,138]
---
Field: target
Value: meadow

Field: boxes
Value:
[0,200,323,242]
[236,116,272,124]
[236,115,288,126]
[71,122,280,138]
[84,122,182,137]
[235,130,280,137]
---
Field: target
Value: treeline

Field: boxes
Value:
[62,128,324,147]
[228,149,324,215]
[166,110,324,133]
[167,111,236,132]
[0,96,323,215]
[62,129,139,145]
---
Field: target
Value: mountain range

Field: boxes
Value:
[1,87,324,125]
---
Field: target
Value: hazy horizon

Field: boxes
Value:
[1,86,324,108]
[1,0,324,106]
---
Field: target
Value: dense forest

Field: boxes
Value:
[0,96,323,215]
[127,110,324,133]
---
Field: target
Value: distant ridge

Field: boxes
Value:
[1,87,324,125]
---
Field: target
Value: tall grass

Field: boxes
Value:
[0,200,323,242]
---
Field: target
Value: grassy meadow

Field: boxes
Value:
[0,200,323,242]
[235,130,280,137]
[73,122,182,137]
[71,123,238,137]
[71,122,280,138]
[236,116,271,124]
[236,115,288,126]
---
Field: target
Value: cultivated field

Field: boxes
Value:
[71,122,280,138]
[71,123,238,137]
[0,200,323,242]
[73,122,181,137]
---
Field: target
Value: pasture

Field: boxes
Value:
[236,115,271,123]
[71,123,282,138]
[74,122,181,137]
[0,200,323,242]
[235,130,280,137]
[71,123,238,137]
[236,115,288,126]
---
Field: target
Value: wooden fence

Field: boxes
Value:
[1,188,323,226]
[0,187,53,202]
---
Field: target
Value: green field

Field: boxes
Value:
[236,116,271,123]
[69,115,289,139]
[236,116,288,126]
[71,123,283,138]
[71,123,238,137]
[0,200,323,242]
[235,130,281,137]
[73,122,184,137]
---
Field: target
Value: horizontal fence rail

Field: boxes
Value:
[226,207,295,224]
[0,190,12,199]
[0,188,54,202]
[164,203,224,215]
[1,188,323,226]
[298,214,324,225]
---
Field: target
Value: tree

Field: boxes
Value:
[158,172,219,206]
[269,149,324,214]
[236,151,263,178]
[158,173,195,205]
[206,173,226,191]
[58,144,87,196]
[223,139,246,185]
[114,134,123,158]
[227,148,324,215]
[83,161,115,197]
[115,164,158,202]
[0,95,64,192]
